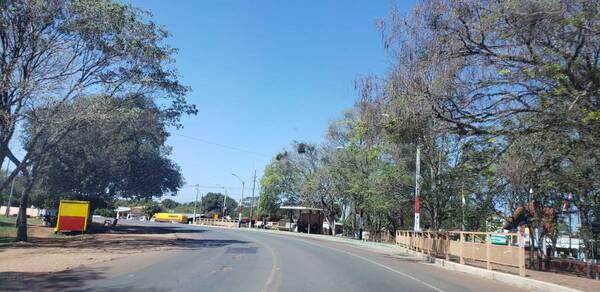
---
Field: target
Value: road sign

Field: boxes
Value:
[491,234,508,245]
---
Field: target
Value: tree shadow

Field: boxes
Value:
[89,223,209,235]
[1,235,249,252]
[0,222,246,252]
[0,237,252,291]
[0,267,106,291]
[0,220,14,228]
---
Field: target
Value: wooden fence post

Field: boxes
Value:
[486,233,492,270]
[519,232,526,277]
[424,232,428,255]
[445,234,450,261]
[459,232,465,265]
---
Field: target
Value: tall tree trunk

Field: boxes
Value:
[16,190,29,241]
[16,176,35,242]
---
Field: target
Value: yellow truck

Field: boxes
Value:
[153,213,188,223]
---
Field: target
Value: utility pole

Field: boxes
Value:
[461,184,465,231]
[232,173,245,228]
[569,209,573,258]
[239,182,245,227]
[193,184,199,224]
[250,170,256,228]
[222,188,227,218]
[414,146,421,231]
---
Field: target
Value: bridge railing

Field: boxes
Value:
[396,230,526,276]
[194,218,238,228]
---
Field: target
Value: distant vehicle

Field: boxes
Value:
[42,214,57,227]
[154,213,188,223]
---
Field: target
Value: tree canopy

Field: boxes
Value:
[257,0,600,261]
[0,0,195,241]
[201,192,238,217]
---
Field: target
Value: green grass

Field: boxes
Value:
[0,215,16,230]
[0,216,16,244]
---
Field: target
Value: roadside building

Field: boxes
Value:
[115,206,145,220]
[280,206,324,234]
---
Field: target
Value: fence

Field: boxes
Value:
[396,230,526,276]
[0,206,42,217]
[362,231,395,243]
[194,218,238,228]
[536,258,600,279]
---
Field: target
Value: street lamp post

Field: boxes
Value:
[250,170,256,228]
[232,173,245,228]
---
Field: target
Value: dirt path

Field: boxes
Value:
[0,220,202,291]
[0,220,187,273]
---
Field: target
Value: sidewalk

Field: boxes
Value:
[493,264,600,292]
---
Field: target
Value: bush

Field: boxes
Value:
[94,208,115,218]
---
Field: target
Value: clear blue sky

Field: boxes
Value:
[127,0,418,203]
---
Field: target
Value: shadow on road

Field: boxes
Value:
[0,267,106,291]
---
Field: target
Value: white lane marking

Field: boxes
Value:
[265,232,446,292]
[216,229,280,292]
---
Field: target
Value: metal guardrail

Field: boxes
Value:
[396,230,526,276]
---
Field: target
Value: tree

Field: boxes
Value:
[200,192,237,217]
[161,198,180,210]
[0,0,196,241]
[27,95,184,214]
[380,0,600,141]
[378,0,600,229]
[143,201,162,218]
[257,153,303,219]
[253,1,599,257]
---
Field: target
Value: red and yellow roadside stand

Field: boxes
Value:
[55,200,90,232]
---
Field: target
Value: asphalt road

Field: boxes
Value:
[79,221,526,292]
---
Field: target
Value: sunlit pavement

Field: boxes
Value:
[64,221,527,292]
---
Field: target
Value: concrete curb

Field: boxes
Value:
[191,224,582,292]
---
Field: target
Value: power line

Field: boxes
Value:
[172,133,269,157]
[181,184,255,190]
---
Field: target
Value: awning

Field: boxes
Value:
[114,207,131,212]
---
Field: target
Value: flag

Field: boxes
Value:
[415,195,420,213]
[462,193,466,207]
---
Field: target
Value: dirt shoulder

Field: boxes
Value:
[0,219,183,273]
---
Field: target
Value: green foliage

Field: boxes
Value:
[28,95,184,205]
[94,208,115,218]
[0,0,196,241]
[143,201,162,217]
[258,156,301,218]
[161,198,180,210]
[258,1,600,251]
[200,192,238,217]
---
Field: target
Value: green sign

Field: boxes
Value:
[491,234,508,245]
